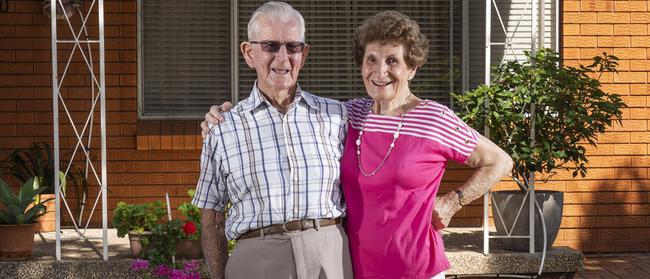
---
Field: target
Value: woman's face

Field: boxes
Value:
[361,42,417,102]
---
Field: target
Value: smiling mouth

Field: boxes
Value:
[272,68,290,74]
[371,80,393,87]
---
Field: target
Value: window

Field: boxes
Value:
[138,0,558,119]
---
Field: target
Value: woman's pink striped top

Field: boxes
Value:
[341,98,480,279]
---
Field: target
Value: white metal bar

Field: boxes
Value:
[482,0,492,255]
[529,0,538,255]
[99,0,108,261]
[57,40,100,43]
[51,0,61,262]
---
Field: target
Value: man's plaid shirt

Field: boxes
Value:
[192,84,347,240]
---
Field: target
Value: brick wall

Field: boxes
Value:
[0,0,200,224]
[0,0,649,252]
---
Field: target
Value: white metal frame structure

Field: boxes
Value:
[50,0,108,261]
[481,0,560,275]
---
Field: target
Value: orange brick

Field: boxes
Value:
[566,12,597,23]
[597,228,631,240]
[598,132,630,143]
[600,83,630,94]
[630,228,650,239]
[563,48,580,59]
[630,204,650,214]
[581,216,613,227]
[564,192,581,204]
[631,36,650,47]
[614,144,648,155]
[616,97,646,109]
[597,36,631,47]
[614,216,646,227]
[630,12,650,23]
[564,36,597,47]
[630,84,649,95]
[614,24,647,35]
[581,24,614,35]
[614,48,647,59]
[630,59,650,70]
[628,108,648,122]
[561,216,581,228]
[631,157,650,167]
[615,192,647,203]
[165,161,199,172]
[148,173,182,185]
[565,1,580,11]
[631,132,650,142]
[584,143,615,155]
[594,155,631,167]
[563,229,596,240]
[599,204,631,216]
[583,1,614,11]
[615,1,646,12]
[597,12,630,23]
[583,47,615,59]
[599,179,632,191]
[563,24,581,36]
[132,161,166,172]
[580,192,614,203]
[564,204,598,218]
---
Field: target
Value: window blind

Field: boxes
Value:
[139,0,231,119]
[237,0,462,105]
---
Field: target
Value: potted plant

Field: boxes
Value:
[175,190,202,259]
[112,200,166,257]
[2,142,78,232]
[0,177,51,260]
[453,49,626,251]
[41,0,84,19]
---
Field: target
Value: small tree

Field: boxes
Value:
[453,49,626,191]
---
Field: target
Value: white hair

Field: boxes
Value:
[247,1,306,41]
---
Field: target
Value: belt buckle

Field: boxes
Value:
[281,219,295,234]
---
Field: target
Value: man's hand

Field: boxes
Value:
[201,102,234,140]
[432,192,462,230]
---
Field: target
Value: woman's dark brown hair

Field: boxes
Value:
[353,11,429,68]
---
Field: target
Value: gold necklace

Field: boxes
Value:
[356,93,413,176]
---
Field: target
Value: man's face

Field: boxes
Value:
[241,17,309,96]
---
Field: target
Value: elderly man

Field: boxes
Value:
[192,2,352,279]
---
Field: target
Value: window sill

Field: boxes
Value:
[136,120,203,150]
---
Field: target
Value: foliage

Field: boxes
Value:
[2,142,64,195]
[453,49,626,190]
[112,200,166,238]
[0,177,51,224]
[140,219,185,266]
[130,258,201,279]
[177,189,201,241]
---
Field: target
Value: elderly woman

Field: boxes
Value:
[202,10,512,279]
[340,11,511,279]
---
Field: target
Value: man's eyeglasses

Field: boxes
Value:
[250,41,307,54]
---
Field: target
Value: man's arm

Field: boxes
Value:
[201,209,229,279]
[432,135,513,229]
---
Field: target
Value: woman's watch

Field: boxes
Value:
[454,189,470,206]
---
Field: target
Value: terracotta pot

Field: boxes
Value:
[0,223,36,261]
[176,239,203,259]
[36,194,56,233]
[128,231,152,258]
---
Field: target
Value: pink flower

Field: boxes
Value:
[152,264,172,277]
[183,221,197,235]
[130,259,149,272]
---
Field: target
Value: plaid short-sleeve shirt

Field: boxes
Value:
[192,84,348,240]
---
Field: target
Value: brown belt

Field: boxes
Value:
[238,218,342,240]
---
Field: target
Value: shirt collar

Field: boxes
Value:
[242,81,320,112]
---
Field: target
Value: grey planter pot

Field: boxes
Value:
[491,190,564,251]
